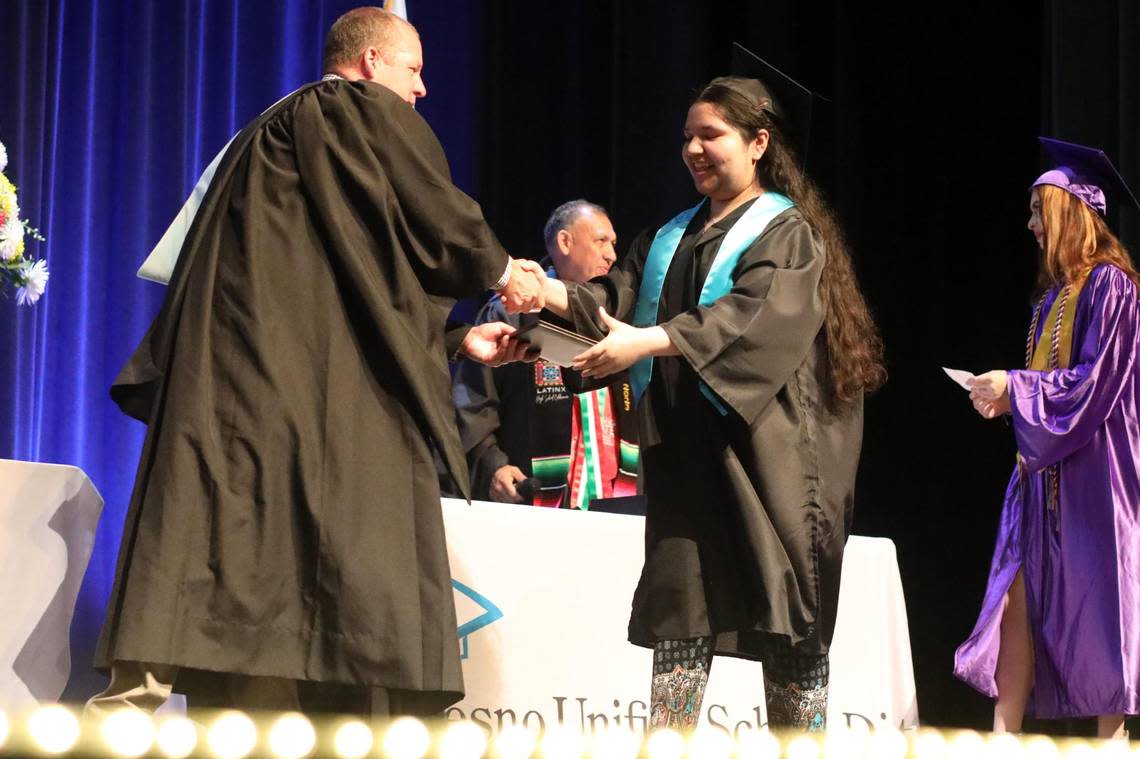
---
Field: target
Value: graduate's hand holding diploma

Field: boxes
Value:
[573,307,677,379]
[967,370,1011,419]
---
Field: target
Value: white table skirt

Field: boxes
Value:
[445,499,920,733]
[1,476,918,731]
[0,459,103,710]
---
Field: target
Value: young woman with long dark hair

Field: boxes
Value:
[540,73,884,730]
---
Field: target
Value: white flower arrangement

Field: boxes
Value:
[0,139,48,305]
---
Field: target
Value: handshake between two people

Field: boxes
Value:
[498,258,548,314]
[458,258,670,376]
[459,258,549,367]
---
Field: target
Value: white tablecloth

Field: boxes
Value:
[0,476,918,730]
[0,459,103,710]
[445,499,919,733]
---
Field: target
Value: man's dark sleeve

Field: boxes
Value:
[451,357,510,500]
[450,299,521,499]
[445,323,472,359]
[296,82,511,298]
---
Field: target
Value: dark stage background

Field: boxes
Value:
[1,0,1137,730]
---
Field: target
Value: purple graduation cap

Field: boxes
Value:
[727,43,819,159]
[1032,137,1140,215]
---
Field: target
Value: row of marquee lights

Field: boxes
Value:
[0,708,1135,759]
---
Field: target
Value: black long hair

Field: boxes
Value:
[695,77,886,408]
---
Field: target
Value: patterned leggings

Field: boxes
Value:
[649,636,828,731]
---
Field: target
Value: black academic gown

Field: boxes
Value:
[564,199,862,658]
[96,80,509,711]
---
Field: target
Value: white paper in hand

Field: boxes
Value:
[942,367,976,391]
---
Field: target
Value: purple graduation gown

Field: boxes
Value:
[954,263,1140,718]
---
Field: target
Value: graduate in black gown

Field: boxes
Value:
[90,7,543,716]
[541,53,885,730]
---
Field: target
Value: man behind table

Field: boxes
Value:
[453,200,641,509]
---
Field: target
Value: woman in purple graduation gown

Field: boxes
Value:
[955,138,1140,739]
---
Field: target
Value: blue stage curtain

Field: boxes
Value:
[0,0,478,699]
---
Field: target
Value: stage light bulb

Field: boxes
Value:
[0,709,8,749]
[735,729,781,759]
[1022,735,1061,759]
[869,727,907,759]
[786,734,822,759]
[156,715,198,758]
[590,725,639,759]
[688,726,734,759]
[495,724,538,759]
[947,731,985,759]
[822,728,868,759]
[1092,739,1133,759]
[911,729,948,759]
[101,708,157,757]
[1061,741,1096,759]
[383,717,432,759]
[539,722,585,759]
[438,721,488,759]
[645,729,685,759]
[27,704,80,754]
[333,720,373,759]
[984,733,1023,759]
[268,713,315,759]
[207,711,258,759]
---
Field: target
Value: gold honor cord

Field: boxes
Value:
[1021,277,1086,531]
[1028,280,1086,372]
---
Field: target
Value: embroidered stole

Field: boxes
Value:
[528,361,639,509]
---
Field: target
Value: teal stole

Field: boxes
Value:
[629,191,795,414]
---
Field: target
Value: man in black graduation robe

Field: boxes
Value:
[90,7,543,715]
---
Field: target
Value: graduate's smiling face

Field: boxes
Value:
[682,102,768,200]
[1028,188,1045,249]
[366,25,427,106]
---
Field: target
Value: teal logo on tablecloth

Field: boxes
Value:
[452,579,503,660]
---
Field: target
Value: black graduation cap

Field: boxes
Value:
[1032,137,1140,215]
[727,43,819,158]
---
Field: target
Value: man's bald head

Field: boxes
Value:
[323,8,409,71]
[322,7,426,105]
